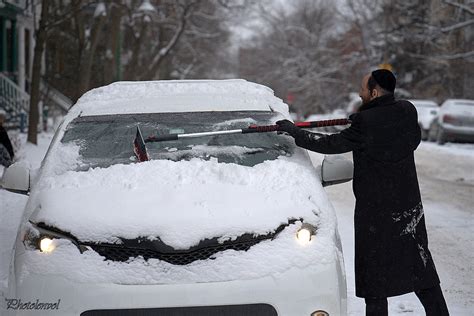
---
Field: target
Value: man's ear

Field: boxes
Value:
[371,89,378,99]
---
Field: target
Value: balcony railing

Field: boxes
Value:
[0,72,30,128]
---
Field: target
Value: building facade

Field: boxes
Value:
[1,0,35,92]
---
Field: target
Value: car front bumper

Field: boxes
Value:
[6,258,346,316]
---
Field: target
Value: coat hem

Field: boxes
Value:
[355,281,441,298]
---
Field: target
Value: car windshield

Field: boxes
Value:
[61,111,296,169]
[454,102,474,107]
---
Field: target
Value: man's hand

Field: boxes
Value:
[276,119,299,137]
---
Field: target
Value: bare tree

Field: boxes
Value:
[119,0,202,81]
[43,0,235,101]
[28,0,96,144]
[376,0,473,100]
[73,1,108,100]
[168,1,238,79]
[239,0,346,117]
[28,0,49,144]
[335,0,473,101]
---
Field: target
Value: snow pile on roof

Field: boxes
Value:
[71,79,289,117]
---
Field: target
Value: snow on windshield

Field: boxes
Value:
[56,111,291,171]
[212,117,258,129]
[157,145,267,162]
[43,141,82,176]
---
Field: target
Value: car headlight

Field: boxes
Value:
[39,237,55,253]
[296,223,316,245]
[23,223,86,253]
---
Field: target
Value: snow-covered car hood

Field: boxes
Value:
[29,157,334,249]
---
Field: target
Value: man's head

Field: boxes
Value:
[359,69,396,105]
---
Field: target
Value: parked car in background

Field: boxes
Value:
[345,92,361,115]
[2,79,349,316]
[428,99,474,144]
[409,100,439,140]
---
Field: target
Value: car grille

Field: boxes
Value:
[86,219,299,265]
[80,304,278,316]
[90,239,264,265]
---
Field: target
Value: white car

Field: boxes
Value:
[2,80,350,316]
[409,99,439,140]
[428,99,474,144]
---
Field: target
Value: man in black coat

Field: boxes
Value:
[277,69,449,315]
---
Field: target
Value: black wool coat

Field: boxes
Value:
[292,94,440,298]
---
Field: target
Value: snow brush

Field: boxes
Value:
[144,118,351,143]
[133,118,351,162]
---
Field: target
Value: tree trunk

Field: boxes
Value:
[103,3,123,84]
[27,0,49,145]
[75,12,106,101]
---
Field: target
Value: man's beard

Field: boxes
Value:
[360,96,371,105]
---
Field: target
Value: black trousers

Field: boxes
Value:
[365,284,449,316]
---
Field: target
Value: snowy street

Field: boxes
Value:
[1,134,473,315]
[327,142,474,315]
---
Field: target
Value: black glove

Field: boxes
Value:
[276,119,300,137]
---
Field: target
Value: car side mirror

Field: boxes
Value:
[321,155,353,187]
[1,163,30,195]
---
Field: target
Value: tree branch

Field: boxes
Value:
[42,1,98,32]
[140,1,199,79]
[408,50,474,62]
[443,0,474,15]
[441,19,474,32]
